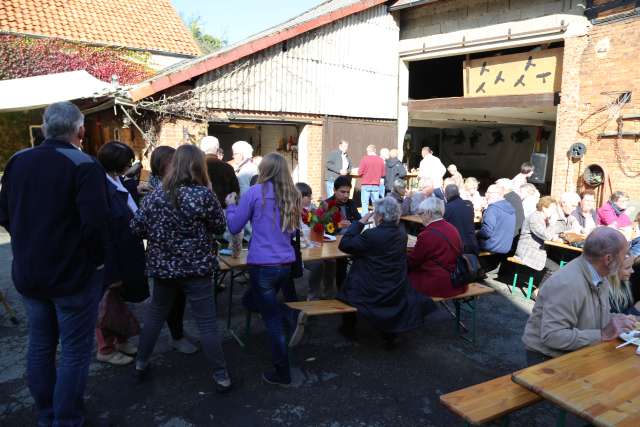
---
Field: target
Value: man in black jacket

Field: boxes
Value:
[384,148,407,195]
[0,101,109,426]
[325,140,351,198]
[443,184,479,254]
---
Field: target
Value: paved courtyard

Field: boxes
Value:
[0,229,562,426]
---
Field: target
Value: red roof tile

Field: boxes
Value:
[0,0,201,56]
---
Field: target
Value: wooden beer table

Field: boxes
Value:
[544,240,584,253]
[217,236,349,346]
[401,214,423,225]
[512,341,640,427]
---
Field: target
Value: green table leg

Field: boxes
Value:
[512,272,518,294]
[526,277,534,300]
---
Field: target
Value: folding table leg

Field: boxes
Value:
[526,277,534,300]
[225,269,245,347]
[512,273,518,294]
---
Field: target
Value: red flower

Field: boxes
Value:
[313,223,324,233]
[332,210,342,224]
[327,199,336,209]
[315,208,325,218]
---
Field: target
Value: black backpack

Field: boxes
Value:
[427,227,480,288]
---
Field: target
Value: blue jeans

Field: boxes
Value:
[22,269,103,427]
[243,265,296,378]
[360,184,381,210]
[325,180,335,198]
[136,276,227,380]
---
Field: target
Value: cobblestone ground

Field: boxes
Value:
[1,229,568,426]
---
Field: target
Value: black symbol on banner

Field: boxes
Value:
[536,72,551,84]
[480,62,490,75]
[494,71,505,84]
[525,56,536,71]
[514,75,526,87]
[475,82,486,94]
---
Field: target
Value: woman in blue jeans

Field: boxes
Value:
[225,152,303,386]
[130,144,231,392]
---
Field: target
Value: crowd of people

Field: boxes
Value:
[1,101,640,426]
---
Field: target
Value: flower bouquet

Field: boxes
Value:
[302,200,343,244]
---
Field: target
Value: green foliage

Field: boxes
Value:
[186,16,226,54]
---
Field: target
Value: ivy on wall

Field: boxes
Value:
[0,35,154,84]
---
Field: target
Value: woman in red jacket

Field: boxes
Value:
[408,197,468,298]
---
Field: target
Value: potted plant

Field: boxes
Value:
[302,199,343,243]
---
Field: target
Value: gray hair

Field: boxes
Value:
[417,196,445,220]
[373,197,402,223]
[560,192,581,206]
[520,183,538,197]
[232,140,253,159]
[42,101,84,141]
[583,227,627,261]
[393,179,406,192]
[444,184,459,199]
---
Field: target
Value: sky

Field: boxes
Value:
[171,0,323,45]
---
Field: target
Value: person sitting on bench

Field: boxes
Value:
[408,197,466,298]
[515,196,561,284]
[522,227,637,366]
[338,197,435,348]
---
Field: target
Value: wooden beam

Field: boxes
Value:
[406,93,559,111]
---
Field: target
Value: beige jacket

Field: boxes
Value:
[522,256,611,357]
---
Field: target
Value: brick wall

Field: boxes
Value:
[552,16,640,202]
[305,124,324,200]
[156,117,208,148]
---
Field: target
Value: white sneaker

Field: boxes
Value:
[171,337,199,354]
[116,342,138,356]
[96,351,134,365]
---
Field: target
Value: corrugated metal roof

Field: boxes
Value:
[129,0,388,101]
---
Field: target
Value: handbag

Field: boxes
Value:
[427,228,480,288]
[97,288,140,338]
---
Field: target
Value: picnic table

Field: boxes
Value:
[544,240,583,253]
[512,341,640,427]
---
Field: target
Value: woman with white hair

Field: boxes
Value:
[337,197,434,347]
[408,197,467,298]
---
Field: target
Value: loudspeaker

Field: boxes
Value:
[529,153,548,184]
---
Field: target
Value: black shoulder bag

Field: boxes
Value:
[427,228,480,288]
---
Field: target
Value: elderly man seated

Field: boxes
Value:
[405,178,445,214]
[553,191,581,235]
[389,179,410,216]
[570,190,598,236]
[477,184,516,255]
[522,227,637,365]
[338,197,434,348]
[443,184,478,254]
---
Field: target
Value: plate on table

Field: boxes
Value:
[619,331,640,346]
[323,234,337,242]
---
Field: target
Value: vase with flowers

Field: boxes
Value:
[302,199,343,244]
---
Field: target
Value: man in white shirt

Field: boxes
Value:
[232,140,258,196]
[418,147,446,189]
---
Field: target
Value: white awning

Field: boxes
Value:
[0,70,117,112]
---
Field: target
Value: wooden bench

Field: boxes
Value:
[285,299,357,316]
[478,251,492,257]
[440,374,541,426]
[506,256,536,300]
[432,283,495,345]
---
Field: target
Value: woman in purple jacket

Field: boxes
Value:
[225,152,303,386]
